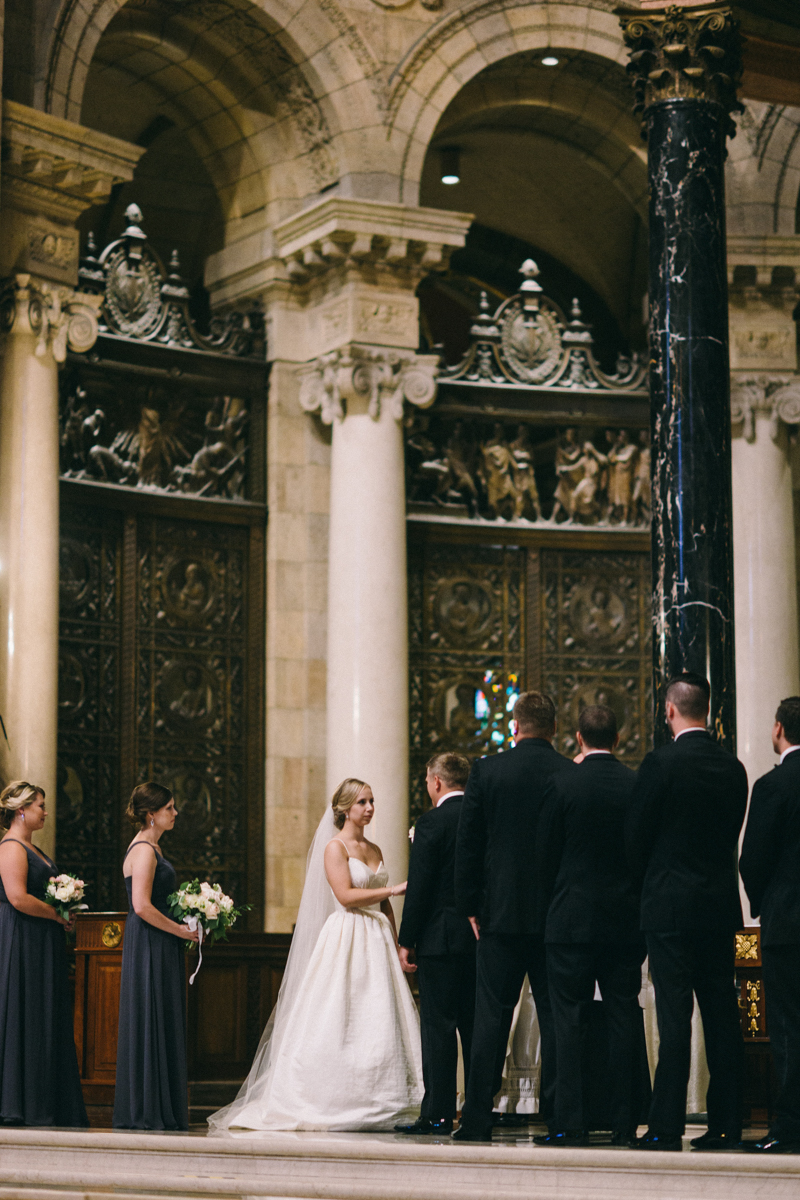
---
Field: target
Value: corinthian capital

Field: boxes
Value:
[0,274,101,361]
[731,375,800,442]
[298,344,438,424]
[618,3,743,133]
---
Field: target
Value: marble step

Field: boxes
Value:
[1,1127,800,1200]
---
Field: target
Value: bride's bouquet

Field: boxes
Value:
[166,879,248,983]
[45,873,88,923]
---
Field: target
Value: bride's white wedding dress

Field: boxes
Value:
[209,824,423,1133]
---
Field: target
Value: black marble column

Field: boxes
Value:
[619,4,743,751]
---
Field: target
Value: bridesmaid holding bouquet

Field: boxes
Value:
[0,781,87,1126]
[113,782,199,1130]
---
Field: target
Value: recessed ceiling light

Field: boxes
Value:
[439,146,461,185]
[541,55,559,66]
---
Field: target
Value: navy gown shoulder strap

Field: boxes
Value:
[123,841,161,860]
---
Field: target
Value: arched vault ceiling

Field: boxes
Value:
[421,50,647,345]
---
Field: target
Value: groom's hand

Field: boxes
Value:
[468,916,480,941]
[398,946,417,973]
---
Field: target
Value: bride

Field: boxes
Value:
[208,779,423,1132]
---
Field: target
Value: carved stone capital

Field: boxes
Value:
[0,274,101,362]
[731,375,800,442]
[298,344,438,424]
[617,3,743,134]
[274,198,472,290]
[1,100,142,286]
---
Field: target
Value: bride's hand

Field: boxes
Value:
[391,881,407,897]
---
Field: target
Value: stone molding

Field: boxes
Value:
[273,197,472,286]
[298,343,438,423]
[727,237,799,373]
[0,274,101,363]
[731,374,800,442]
[1,100,142,286]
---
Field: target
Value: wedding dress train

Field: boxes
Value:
[209,843,423,1132]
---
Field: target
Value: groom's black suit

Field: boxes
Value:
[399,793,476,1122]
[455,737,571,1136]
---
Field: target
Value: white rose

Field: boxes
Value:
[205,902,220,919]
[55,886,70,902]
[178,893,190,910]
[200,881,214,896]
[408,827,415,843]
[219,896,233,913]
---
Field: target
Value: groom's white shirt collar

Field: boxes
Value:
[582,749,611,757]
[780,745,800,764]
[436,789,464,807]
[673,726,707,741]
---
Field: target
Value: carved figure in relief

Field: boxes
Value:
[60,387,89,471]
[606,429,639,524]
[405,414,446,504]
[169,665,209,723]
[436,422,478,516]
[633,430,651,525]
[444,681,484,751]
[179,564,208,614]
[569,442,608,522]
[551,427,583,522]
[509,425,541,521]
[479,423,517,520]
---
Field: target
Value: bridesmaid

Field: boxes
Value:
[113,782,198,1130]
[0,780,88,1126]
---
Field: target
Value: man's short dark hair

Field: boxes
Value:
[426,752,470,790]
[513,691,556,737]
[776,697,800,745]
[665,673,710,721]
[578,705,617,751]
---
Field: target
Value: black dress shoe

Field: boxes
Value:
[690,1131,742,1151]
[745,1135,800,1153]
[533,1129,589,1147]
[394,1117,453,1135]
[633,1130,682,1151]
[610,1130,636,1147]
[452,1124,492,1143]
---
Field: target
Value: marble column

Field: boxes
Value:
[731,379,800,781]
[620,4,743,749]
[0,279,100,855]
[299,345,439,886]
[0,102,140,854]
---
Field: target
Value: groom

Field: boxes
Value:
[395,752,476,1135]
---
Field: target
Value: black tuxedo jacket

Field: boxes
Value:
[455,738,572,938]
[538,754,641,944]
[740,749,800,946]
[626,729,748,933]
[398,794,475,957]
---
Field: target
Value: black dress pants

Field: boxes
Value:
[762,943,800,1141]
[646,930,742,1138]
[417,951,477,1121]
[460,932,555,1135]
[547,940,646,1134]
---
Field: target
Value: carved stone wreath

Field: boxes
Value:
[104,245,163,340]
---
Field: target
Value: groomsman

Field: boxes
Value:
[536,705,645,1147]
[740,697,800,1153]
[395,752,476,1135]
[453,691,571,1141]
[627,673,748,1151]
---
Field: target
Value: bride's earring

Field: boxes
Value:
[150,817,155,828]
[19,811,24,823]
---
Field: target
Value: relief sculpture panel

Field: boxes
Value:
[408,541,525,822]
[136,518,249,903]
[56,508,122,909]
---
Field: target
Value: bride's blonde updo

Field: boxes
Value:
[331,778,368,830]
[0,781,44,828]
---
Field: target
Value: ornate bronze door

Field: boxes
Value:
[408,528,652,819]
[56,208,266,923]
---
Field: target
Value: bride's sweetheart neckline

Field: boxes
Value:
[333,837,384,874]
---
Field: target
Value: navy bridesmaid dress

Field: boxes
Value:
[113,843,188,1129]
[0,839,88,1125]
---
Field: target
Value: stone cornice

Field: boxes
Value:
[2,100,143,218]
[273,198,473,285]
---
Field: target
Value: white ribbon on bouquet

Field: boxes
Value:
[183,915,204,984]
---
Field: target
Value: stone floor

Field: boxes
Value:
[0,1122,797,1200]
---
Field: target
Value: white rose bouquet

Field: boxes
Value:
[44,873,88,923]
[166,879,248,983]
